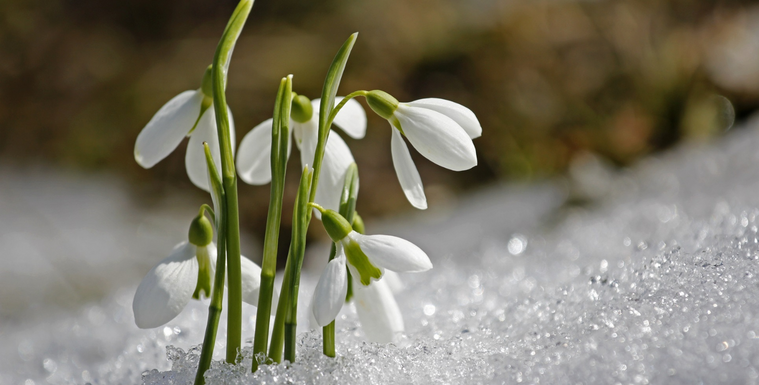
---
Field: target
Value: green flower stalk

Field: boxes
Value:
[210,0,253,363]
[195,143,226,385]
[309,205,432,344]
[267,32,358,366]
[322,162,359,357]
[250,75,292,371]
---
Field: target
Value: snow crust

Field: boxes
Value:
[5,116,759,384]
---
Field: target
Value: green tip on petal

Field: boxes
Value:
[188,211,214,246]
[193,246,213,299]
[291,94,313,123]
[201,65,214,98]
[344,239,382,286]
[366,90,399,121]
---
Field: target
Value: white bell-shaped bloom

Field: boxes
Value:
[132,241,262,329]
[352,275,404,343]
[236,96,365,213]
[367,92,480,210]
[311,245,349,327]
[310,212,431,343]
[134,89,235,192]
[310,244,408,343]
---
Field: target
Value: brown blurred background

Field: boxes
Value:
[0,0,755,249]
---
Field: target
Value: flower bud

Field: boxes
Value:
[312,204,353,242]
[366,90,399,120]
[188,214,214,246]
[352,213,365,234]
[291,94,313,123]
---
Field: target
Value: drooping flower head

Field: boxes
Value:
[309,205,432,342]
[132,210,262,329]
[236,94,366,213]
[365,90,481,210]
[134,65,235,192]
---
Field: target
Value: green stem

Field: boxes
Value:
[210,0,252,363]
[327,90,367,126]
[322,244,337,357]
[322,163,358,357]
[268,247,291,363]
[252,76,292,372]
[223,177,242,362]
[284,167,313,363]
[199,204,215,226]
[194,202,226,385]
[272,33,358,364]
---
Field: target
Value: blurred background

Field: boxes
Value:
[0,0,754,261]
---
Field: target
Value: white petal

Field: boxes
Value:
[313,131,355,213]
[186,108,218,191]
[312,97,367,139]
[349,232,432,273]
[296,119,318,166]
[382,270,404,294]
[236,119,274,185]
[352,277,404,343]
[312,254,348,327]
[407,98,482,139]
[395,105,477,171]
[135,90,203,168]
[240,255,265,306]
[133,242,198,329]
[296,119,354,217]
[186,106,236,191]
[390,128,427,210]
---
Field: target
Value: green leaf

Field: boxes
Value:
[286,165,314,324]
[279,75,293,176]
[270,77,286,177]
[318,33,358,137]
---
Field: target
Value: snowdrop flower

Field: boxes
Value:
[309,205,431,342]
[132,212,262,329]
[365,90,481,210]
[134,65,235,192]
[236,94,366,212]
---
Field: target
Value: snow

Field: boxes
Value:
[5,115,759,384]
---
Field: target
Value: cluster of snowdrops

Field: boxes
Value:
[129,1,481,383]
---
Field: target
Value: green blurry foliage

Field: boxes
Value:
[0,0,754,236]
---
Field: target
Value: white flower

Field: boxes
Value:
[134,88,235,192]
[367,91,481,210]
[352,274,404,343]
[310,231,431,342]
[309,248,405,343]
[236,96,366,213]
[132,241,263,329]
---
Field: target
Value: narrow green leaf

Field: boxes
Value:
[287,166,313,323]
[318,33,358,140]
[252,75,292,368]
